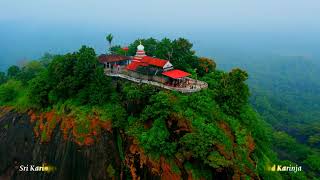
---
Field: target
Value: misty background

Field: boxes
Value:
[0,0,319,70]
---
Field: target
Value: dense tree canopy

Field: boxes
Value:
[27,46,113,108]
[0,38,317,179]
[197,57,216,77]
[215,68,249,116]
[126,37,206,73]
[7,65,20,78]
[0,80,23,103]
[0,72,6,85]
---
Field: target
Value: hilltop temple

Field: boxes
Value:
[98,43,207,92]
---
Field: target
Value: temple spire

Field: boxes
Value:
[135,41,146,59]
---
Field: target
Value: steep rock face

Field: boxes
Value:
[0,108,121,180]
[0,107,259,180]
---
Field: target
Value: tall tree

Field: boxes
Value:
[128,38,158,56]
[171,38,197,71]
[106,33,114,53]
[7,65,20,78]
[196,57,216,77]
[18,61,44,84]
[0,72,6,85]
[154,38,173,60]
[215,68,250,116]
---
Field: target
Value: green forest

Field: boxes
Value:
[216,54,320,175]
[0,37,319,179]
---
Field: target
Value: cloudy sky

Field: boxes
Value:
[1,0,319,32]
[0,0,319,69]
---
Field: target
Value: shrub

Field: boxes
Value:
[0,80,23,104]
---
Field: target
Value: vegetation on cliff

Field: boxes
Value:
[0,38,315,179]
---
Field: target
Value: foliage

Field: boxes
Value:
[17,61,45,84]
[184,162,212,180]
[0,72,7,85]
[197,57,216,77]
[7,65,20,78]
[277,160,309,180]
[205,151,232,168]
[106,33,113,53]
[0,80,23,104]
[170,38,197,70]
[1,37,306,179]
[127,38,158,57]
[154,38,174,60]
[93,103,127,127]
[77,68,113,106]
[106,164,116,178]
[215,68,249,116]
[220,55,320,177]
[40,53,55,64]
[180,127,216,160]
[139,119,177,156]
[273,131,310,162]
[120,83,157,115]
[141,91,176,121]
[127,37,206,72]
[303,154,320,171]
[135,92,178,156]
[28,46,111,108]
[110,45,127,55]
[28,70,51,108]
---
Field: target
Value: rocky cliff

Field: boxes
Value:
[0,105,260,180]
[0,108,121,180]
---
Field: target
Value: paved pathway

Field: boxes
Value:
[105,71,207,93]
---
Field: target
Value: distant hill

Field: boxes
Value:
[215,54,320,176]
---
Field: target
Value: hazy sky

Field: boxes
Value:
[1,0,319,32]
[1,0,320,69]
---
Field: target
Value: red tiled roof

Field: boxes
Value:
[98,54,131,63]
[162,69,191,79]
[127,56,169,71]
[141,56,168,68]
[126,61,148,71]
[126,62,139,71]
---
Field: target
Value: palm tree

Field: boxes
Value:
[106,33,113,53]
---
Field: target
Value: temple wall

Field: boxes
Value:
[127,71,167,83]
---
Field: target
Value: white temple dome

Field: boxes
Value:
[137,43,144,51]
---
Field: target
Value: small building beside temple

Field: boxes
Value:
[98,54,131,70]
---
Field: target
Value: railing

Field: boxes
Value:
[185,77,208,89]
[104,68,208,93]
